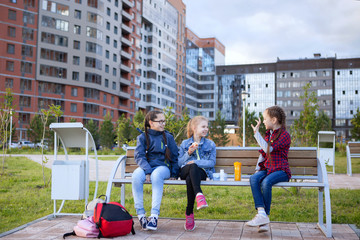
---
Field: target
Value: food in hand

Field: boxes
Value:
[192,142,199,147]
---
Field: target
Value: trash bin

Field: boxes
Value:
[317,131,336,174]
[51,160,86,200]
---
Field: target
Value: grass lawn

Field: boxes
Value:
[1,156,360,234]
[325,151,360,174]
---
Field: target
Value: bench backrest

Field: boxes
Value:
[125,146,318,176]
[348,142,360,154]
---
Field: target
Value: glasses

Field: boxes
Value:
[152,120,166,124]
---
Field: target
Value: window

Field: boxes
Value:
[24,0,35,8]
[71,103,77,112]
[7,44,15,54]
[41,32,68,46]
[103,108,107,116]
[112,68,116,76]
[85,57,102,70]
[71,88,78,97]
[111,96,114,104]
[75,0,81,3]
[356,90,358,95]
[85,72,101,84]
[8,10,16,20]
[40,48,67,62]
[19,96,31,107]
[105,64,109,73]
[8,26,16,37]
[114,12,118,21]
[114,26,118,34]
[41,16,69,31]
[20,62,32,74]
[20,79,32,91]
[40,64,67,78]
[73,56,80,65]
[343,90,345,95]
[74,40,80,49]
[107,7,110,16]
[106,36,110,44]
[6,61,14,71]
[22,28,34,40]
[86,42,103,55]
[74,25,81,34]
[23,12,35,24]
[74,10,81,19]
[112,81,116,90]
[106,22,110,30]
[72,71,79,81]
[113,54,117,62]
[103,94,107,102]
[115,0,118,6]
[113,40,117,48]
[5,78,13,88]
[105,79,109,87]
[21,45,33,57]
[105,50,109,59]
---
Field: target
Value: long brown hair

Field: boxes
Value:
[144,110,171,161]
[265,106,287,161]
[186,116,209,139]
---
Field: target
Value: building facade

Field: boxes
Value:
[1,0,142,141]
[216,56,360,138]
[138,0,186,114]
[185,28,225,120]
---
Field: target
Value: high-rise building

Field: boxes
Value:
[1,0,141,140]
[185,28,225,120]
[138,0,186,115]
[216,56,360,138]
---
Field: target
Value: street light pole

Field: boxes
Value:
[241,91,249,147]
[9,109,13,150]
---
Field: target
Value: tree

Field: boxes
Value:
[28,114,43,143]
[85,119,99,148]
[238,108,266,146]
[351,107,360,140]
[291,83,330,146]
[0,88,15,174]
[116,114,133,147]
[99,113,115,149]
[209,111,229,146]
[163,107,190,145]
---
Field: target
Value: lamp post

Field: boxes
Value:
[8,109,13,150]
[241,91,249,147]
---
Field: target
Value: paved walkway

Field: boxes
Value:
[1,216,359,240]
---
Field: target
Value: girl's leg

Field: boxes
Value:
[188,164,207,194]
[150,165,170,216]
[132,167,146,215]
[180,164,195,215]
[260,170,289,215]
[249,170,268,210]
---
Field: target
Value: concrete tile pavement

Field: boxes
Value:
[1,216,359,240]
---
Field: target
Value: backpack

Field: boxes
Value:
[93,202,135,238]
[63,216,99,239]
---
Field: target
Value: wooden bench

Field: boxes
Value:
[105,146,332,237]
[346,142,360,176]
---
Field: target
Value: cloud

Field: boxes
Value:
[183,0,360,64]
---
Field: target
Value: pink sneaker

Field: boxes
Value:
[184,213,195,231]
[196,194,208,210]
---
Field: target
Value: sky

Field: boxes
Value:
[182,0,360,65]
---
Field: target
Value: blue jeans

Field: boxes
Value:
[132,166,170,216]
[249,170,289,215]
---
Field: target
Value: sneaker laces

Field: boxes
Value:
[186,215,194,224]
[148,217,156,225]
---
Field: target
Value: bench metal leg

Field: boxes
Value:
[121,183,125,206]
[346,146,352,176]
[317,187,332,238]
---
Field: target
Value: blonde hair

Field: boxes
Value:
[187,116,209,138]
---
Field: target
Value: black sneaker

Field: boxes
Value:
[146,216,158,230]
[139,216,148,230]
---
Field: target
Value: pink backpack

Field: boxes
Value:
[63,216,99,238]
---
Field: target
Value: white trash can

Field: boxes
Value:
[51,160,85,200]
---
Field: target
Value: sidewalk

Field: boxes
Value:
[1,215,359,240]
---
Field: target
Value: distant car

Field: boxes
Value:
[18,141,35,148]
[10,142,19,149]
[36,140,49,150]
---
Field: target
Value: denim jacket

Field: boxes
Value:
[178,137,216,179]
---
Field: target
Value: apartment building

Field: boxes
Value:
[216,56,360,138]
[1,0,141,140]
[185,28,225,120]
[138,0,186,115]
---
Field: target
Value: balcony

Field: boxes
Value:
[121,23,131,34]
[121,50,131,60]
[120,77,131,86]
[118,91,130,99]
[122,10,133,21]
[120,63,131,73]
[122,0,134,8]
[121,36,131,47]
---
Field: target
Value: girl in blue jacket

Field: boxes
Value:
[178,116,216,231]
[132,110,179,231]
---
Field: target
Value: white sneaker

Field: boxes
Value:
[246,214,270,227]
[258,223,269,233]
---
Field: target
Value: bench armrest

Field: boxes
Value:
[105,155,127,202]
